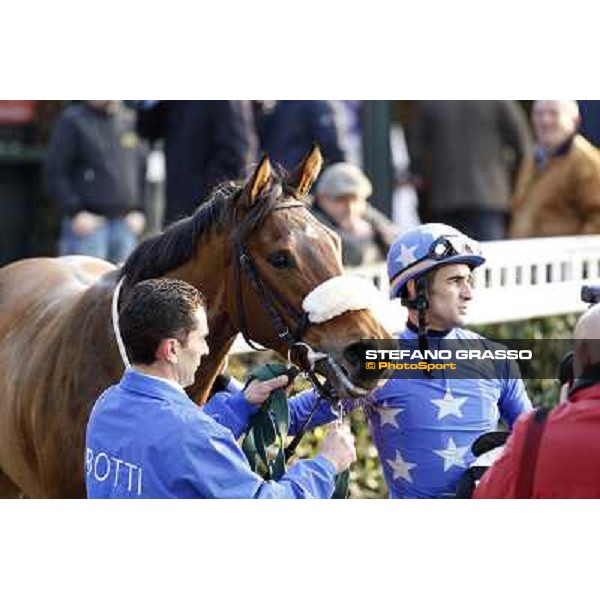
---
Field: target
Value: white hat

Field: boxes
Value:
[316,162,373,199]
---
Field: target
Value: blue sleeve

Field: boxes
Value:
[204,389,258,439]
[498,359,533,427]
[225,377,244,393]
[182,420,337,499]
[288,389,358,435]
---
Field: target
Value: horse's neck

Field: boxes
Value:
[168,233,239,405]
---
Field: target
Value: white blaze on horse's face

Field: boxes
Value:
[303,223,320,239]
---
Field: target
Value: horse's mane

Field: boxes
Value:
[120,171,295,286]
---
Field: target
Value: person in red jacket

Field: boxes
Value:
[474,303,600,498]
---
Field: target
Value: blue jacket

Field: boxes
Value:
[85,370,336,499]
[288,326,532,499]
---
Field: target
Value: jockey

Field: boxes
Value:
[283,223,532,498]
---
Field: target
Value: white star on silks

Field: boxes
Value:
[433,437,470,472]
[386,450,417,483]
[430,388,468,420]
[376,406,404,429]
[395,244,418,266]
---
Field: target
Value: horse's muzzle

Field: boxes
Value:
[288,342,373,401]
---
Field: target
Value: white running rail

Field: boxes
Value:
[231,235,600,353]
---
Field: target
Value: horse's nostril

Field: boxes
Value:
[343,340,399,366]
[343,341,374,366]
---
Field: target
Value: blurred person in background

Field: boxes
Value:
[336,100,363,166]
[45,101,147,264]
[390,122,421,232]
[311,162,398,266]
[510,100,600,238]
[252,101,346,171]
[407,101,532,241]
[332,100,420,233]
[135,101,256,226]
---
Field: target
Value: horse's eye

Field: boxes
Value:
[268,251,295,269]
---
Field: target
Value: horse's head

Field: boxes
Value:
[226,146,390,398]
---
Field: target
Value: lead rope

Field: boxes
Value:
[331,399,350,499]
[242,362,351,498]
[111,277,131,369]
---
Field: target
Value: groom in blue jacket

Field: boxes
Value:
[85,278,355,499]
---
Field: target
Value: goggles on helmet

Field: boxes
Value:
[426,235,482,261]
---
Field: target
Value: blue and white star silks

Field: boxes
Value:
[395,244,418,266]
[376,406,404,428]
[386,450,417,483]
[287,326,532,499]
[433,437,470,472]
[430,388,468,419]
[363,326,531,498]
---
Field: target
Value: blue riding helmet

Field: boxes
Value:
[387,223,486,299]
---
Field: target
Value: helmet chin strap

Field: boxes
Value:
[402,278,432,376]
[402,278,429,347]
[413,278,430,355]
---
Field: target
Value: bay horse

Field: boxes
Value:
[0,146,389,498]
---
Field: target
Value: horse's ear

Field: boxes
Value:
[241,155,272,208]
[286,144,323,198]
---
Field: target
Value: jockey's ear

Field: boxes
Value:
[240,155,272,209]
[286,144,323,198]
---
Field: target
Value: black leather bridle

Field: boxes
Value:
[229,197,371,475]
[231,200,312,353]
[230,199,344,415]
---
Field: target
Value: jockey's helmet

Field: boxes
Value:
[387,223,485,299]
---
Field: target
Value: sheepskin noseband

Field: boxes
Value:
[301,275,379,323]
[301,275,405,334]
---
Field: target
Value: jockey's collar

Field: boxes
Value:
[406,320,451,338]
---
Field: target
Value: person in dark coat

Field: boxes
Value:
[407,101,533,241]
[45,101,147,264]
[253,101,346,171]
[135,101,257,226]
